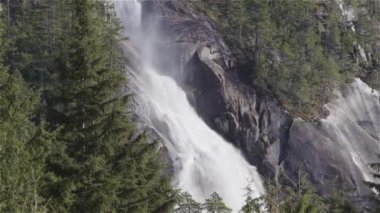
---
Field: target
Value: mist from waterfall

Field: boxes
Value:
[113,0,265,211]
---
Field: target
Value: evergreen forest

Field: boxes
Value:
[196,0,380,119]
[0,0,175,212]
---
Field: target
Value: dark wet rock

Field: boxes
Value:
[145,0,291,179]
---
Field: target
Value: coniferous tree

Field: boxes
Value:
[281,173,327,213]
[175,192,202,213]
[328,189,356,213]
[44,0,176,211]
[203,192,232,213]
[365,156,380,212]
[4,0,55,89]
[240,185,262,213]
[196,0,378,118]
[0,8,51,212]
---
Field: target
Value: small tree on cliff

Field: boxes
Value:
[241,185,262,213]
[203,192,232,213]
[365,155,380,212]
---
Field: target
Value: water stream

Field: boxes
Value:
[113,0,265,211]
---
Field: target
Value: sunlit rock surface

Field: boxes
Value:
[284,79,379,197]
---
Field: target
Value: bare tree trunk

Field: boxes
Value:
[320,78,327,114]
[7,0,10,31]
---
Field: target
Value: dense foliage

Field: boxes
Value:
[0,11,51,211]
[176,192,232,213]
[0,0,176,211]
[258,176,357,213]
[197,0,380,119]
[176,173,359,213]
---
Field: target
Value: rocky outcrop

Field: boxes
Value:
[183,48,292,177]
[137,0,379,202]
[143,0,291,178]
[284,79,379,198]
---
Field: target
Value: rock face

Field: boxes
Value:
[137,0,379,202]
[143,0,292,177]
[183,49,292,177]
[284,79,379,197]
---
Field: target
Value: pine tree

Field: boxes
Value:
[260,170,328,213]
[0,8,51,212]
[3,0,55,89]
[365,155,380,212]
[175,192,202,213]
[287,173,327,213]
[203,192,232,213]
[44,0,176,211]
[241,185,262,213]
[195,0,378,118]
[328,189,356,213]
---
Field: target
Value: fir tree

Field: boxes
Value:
[196,0,378,119]
[240,185,262,213]
[175,192,202,213]
[44,0,176,211]
[0,8,51,212]
[328,189,356,213]
[365,155,380,212]
[203,192,232,213]
[4,0,55,89]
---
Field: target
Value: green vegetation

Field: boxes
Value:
[0,0,176,212]
[175,172,359,213]
[197,0,380,119]
[176,192,231,213]
[203,192,232,213]
[365,155,380,212]
[0,12,51,212]
[176,192,203,213]
[240,172,358,213]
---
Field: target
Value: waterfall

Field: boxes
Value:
[113,0,264,211]
[335,0,368,61]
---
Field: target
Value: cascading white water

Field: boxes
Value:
[113,0,264,211]
[335,0,368,61]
